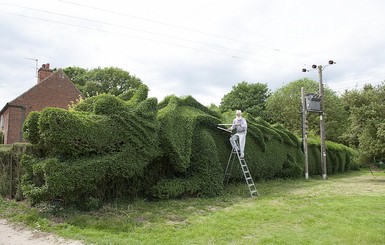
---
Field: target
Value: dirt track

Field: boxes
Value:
[0,219,83,245]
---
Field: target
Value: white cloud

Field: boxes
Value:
[1,0,385,109]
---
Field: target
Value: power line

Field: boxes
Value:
[0,7,304,66]
[0,2,297,64]
[57,0,317,63]
[326,74,385,89]
[2,11,283,64]
[6,1,384,92]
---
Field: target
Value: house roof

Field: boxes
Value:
[0,69,83,115]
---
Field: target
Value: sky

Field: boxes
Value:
[1,0,385,109]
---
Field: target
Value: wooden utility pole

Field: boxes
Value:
[301,87,309,179]
[317,65,327,179]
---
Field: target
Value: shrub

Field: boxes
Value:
[0,131,4,144]
[0,144,32,199]
[23,111,41,145]
[20,94,161,205]
[15,92,357,206]
[152,96,223,198]
[305,138,359,176]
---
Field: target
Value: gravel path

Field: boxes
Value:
[0,219,83,245]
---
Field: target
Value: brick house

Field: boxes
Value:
[0,63,83,144]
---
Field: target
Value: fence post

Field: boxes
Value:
[10,153,13,199]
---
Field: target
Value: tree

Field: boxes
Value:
[219,81,271,118]
[63,67,143,98]
[62,67,88,87]
[265,78,349,142]
[341,83,385,164]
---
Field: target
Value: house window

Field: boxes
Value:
[0,115,4,129]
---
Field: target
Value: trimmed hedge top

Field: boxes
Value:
[17,92,358,206]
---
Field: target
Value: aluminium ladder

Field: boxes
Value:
[224,145,259,197]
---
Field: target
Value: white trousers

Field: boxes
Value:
[229,132,246,158]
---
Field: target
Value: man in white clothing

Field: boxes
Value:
[228,110,247,159]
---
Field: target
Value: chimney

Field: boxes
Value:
[37,63,53,83]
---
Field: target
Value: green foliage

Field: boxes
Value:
[305,138,359,175]
[23,111,41,145]
[0,144,33,199]
[63,66,142,97]
[341,83,385,164]
[220,81,271,118]
[14,90,357,206]
[153,96,223,198]
[266,78,349,143]
[189,127,224,197]
[156,95,221,172]
[151,178,200,199]
[37,108,125,157]
[0,131,3,144]
[62,67,87,87]
[20,93,161,205]
[127,84,149,105]
[22,149,159,205]
[196,106,304,182]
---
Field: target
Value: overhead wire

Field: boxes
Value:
[0,2,307,66]
[2,1,384,92]
[325,75,385,94]
[56,0,317,63]
[0,2,299,65]
[2,11,259,61]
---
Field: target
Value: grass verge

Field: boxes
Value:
[1,169,385,244]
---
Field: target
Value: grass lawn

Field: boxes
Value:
[1,169,384,244]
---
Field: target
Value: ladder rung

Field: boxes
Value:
[226,148,258,197]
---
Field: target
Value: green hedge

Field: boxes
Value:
[218,115,303,181]
[152,95,304,198]
[306,138,359,175]
[0,131,4,144]
[0,144,32,199]
[21,94,161,206]
[9,92,358,206]
[152,96,224,198]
